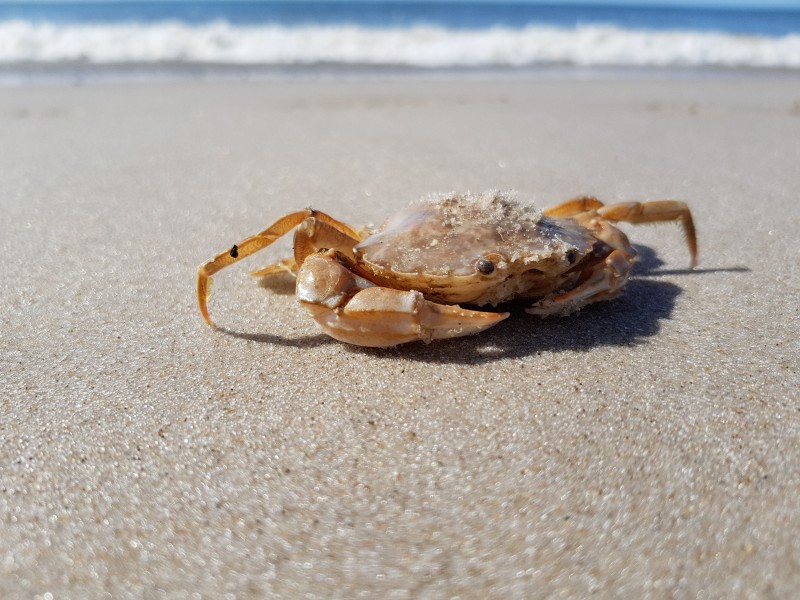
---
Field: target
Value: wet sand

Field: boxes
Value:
[1,78,798,598]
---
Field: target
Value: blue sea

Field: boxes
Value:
[1,1,800,81]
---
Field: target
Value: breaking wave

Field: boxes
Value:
[1,21,799,69]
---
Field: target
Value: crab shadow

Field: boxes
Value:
[351,278,681,364]
[219,328,336,348]
[632,245,749,277]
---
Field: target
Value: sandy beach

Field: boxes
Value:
[1,77,798,598]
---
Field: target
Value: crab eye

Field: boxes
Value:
[591,240,612,258]
[476,258,495,275]
[566,250,577,264]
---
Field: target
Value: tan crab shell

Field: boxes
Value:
[354,191,598,306]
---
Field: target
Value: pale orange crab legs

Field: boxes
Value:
[197,191,697,347]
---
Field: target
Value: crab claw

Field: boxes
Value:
[297,253,508,347]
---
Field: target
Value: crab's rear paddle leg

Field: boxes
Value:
[197,209,361,327]
[298,251,509,347]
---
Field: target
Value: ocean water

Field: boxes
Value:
[1,1,800,81]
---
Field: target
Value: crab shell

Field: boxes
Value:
[352,191,603,306]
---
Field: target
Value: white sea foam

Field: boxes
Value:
[1,20,799,69]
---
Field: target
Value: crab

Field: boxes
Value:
[197,191,696,347]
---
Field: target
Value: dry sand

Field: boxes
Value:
[1,77,799,598]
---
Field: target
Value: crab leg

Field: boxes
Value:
[249,257,299,278]
[249,213,364,278]
[544,196,605,217]
[197,209,361,327]
[547,197,697,268]
[298,252,509,347]
[596,201,698,268]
